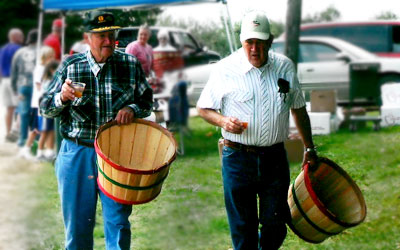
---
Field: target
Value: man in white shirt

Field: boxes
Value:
[197,10,318,249]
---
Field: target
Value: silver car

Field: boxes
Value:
[185,36,400,106]
[271,36,400,104]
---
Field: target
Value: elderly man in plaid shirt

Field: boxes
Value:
[40,10,153,250]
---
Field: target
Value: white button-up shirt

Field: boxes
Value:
[197,48,305,146]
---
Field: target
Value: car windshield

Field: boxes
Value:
[170,32,199,50]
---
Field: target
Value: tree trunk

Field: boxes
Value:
[285,0,302,69]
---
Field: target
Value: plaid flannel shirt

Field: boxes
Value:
[40,49,153,140]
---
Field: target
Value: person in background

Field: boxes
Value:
[44,18,63,61]
[11,29,37,152]
[125,24,153,77]
[19,46,55,160]
[37,59,59,161]
[0,28,24,142]
[40,10,153,249]
[153,29,176,52]
[196,11,318,249]
[69,32,90,55]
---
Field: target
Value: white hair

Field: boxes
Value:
[8,28,23,43]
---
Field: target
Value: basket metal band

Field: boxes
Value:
[290,182,339,237]
[97,162,169,191]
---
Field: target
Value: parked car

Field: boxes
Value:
[183,36,400,106]
[116,26,221,67]
[271,36,400,104]
[299,21,400,58]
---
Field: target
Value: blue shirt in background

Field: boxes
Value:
[0,43,21,77]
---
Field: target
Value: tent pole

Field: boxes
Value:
[223,0,237,51]
[36,0,44,66]
[61,13,66,60]
[220,1,234,54]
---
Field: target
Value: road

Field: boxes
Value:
[0,107,44,250]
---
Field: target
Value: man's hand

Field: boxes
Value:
[115,107,135,125]
[60,79,76,102]
[221,116,245,134]
[302,151,319,171]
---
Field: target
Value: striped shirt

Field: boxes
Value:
[40,49,153,140]
[197,48,305,146]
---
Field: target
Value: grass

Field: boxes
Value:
[26,117,400,249]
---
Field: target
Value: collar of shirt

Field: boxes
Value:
[86,50,114,77]
[239,48,273,76]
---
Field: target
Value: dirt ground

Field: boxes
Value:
[0,107,44,250]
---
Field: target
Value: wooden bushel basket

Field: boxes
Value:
[95,119,177,205]
[287,157,367,243]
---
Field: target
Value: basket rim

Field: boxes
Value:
[303,157,367,227]
[94,119,177,175]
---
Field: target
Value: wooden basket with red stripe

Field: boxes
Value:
[95,119,177,205]
[288,157,367,243]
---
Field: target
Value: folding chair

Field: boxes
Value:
[348,62,382,131]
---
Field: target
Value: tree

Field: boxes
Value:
[157,15,285,57]
[375,11,398,20]
[157,15,233,57]
[0,0,40,45]
[270,20,285,39]
[302,5,341,23]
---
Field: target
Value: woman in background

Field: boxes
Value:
[36,59,59,161]
[125,24,153,77]
[19,46,55,160]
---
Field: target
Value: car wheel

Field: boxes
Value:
[378,74,400,86]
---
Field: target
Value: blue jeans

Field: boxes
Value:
[17,85,32,147]
[56,139,132,250]
[222,143,290,250]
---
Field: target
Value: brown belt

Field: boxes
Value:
[223,139,283,154]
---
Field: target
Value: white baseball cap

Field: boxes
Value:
[240,11,271,42]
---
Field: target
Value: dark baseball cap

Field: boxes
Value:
[84,10,120,33]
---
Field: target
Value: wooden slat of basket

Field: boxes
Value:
[109,125,121,164]
[119,124,136,167]
[324,183,353,211]
[99,126,110,160]
[130,124,148,168]
[100,158,113,193]
[124,188,139,202]
[142,128,162,170]
[127,174,143,202]
[152,134,172,168]
[163,143,176,164]
[123,173,132,201]
[113,184,125,199]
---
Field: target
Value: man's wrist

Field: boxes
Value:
[305,146,317,153]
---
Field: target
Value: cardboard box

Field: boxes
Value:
[381,83,400,107]
[290,112,339,135]
[381,106,400,127]
[311,90,337,113]
[284,137,304,163]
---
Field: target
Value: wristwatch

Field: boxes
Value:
[305,147,317,153]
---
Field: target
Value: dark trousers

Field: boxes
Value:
[222,143,290,250]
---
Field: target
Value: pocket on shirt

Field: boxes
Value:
[111,84,135,110]
[70,95,94,122]
[276,92,291,114]
[226,91,254,116]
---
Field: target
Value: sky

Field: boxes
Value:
[161,0,400,24]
